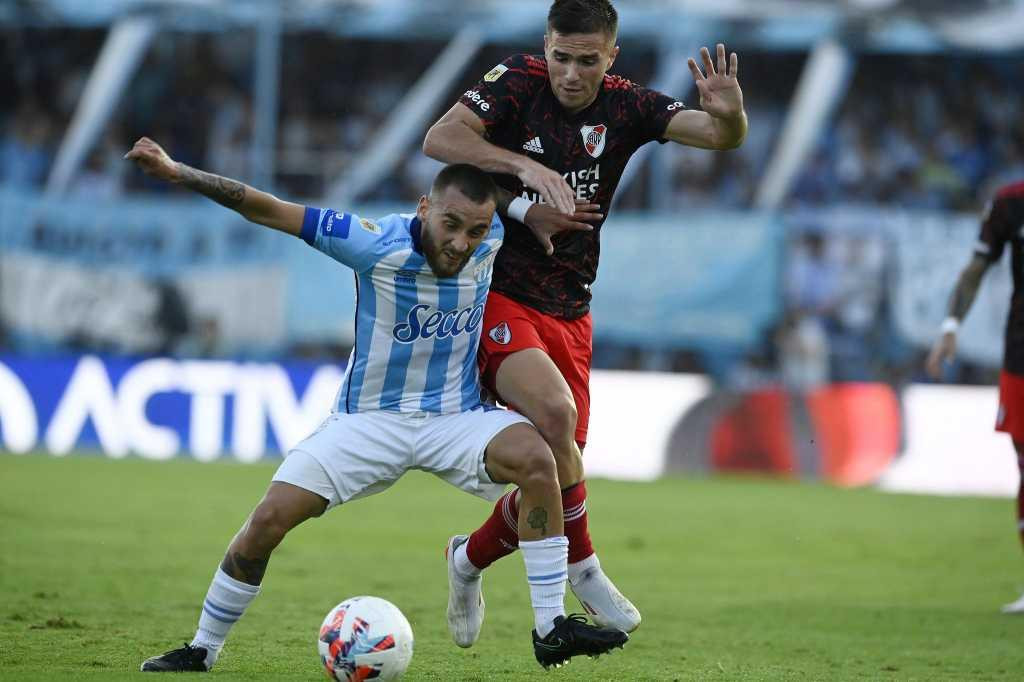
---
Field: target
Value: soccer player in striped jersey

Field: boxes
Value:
[124,137,626,671]
[927,180,1024,613]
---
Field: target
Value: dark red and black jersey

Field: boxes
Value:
[977,181,1024,374]
[458,54,682,319]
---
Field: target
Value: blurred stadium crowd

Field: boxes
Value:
[1,27,1017,387]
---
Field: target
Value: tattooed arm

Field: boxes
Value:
[124,136,304,236]
[926,254,992,378]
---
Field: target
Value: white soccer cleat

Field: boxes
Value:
[1001,591,1024,614]
[446,534,485,648]
[570,566,642,633]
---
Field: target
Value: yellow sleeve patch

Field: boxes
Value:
[359,218,381,234]
[483,64,508,82]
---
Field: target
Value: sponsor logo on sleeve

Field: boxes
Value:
[323,210,351,239]
[580,124,607,158]
[488,321,511,345]
[667,101,685,111]
[483,64,508,82]
[359,218,381,234]
[463,90,491,112]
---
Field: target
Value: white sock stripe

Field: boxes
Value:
[563,502,586,517]
[501,494,518,532]
[563,500,585,514]
[564,508,587,522]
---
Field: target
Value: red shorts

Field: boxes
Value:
[997,370,1024,442]
[478,291,593,446]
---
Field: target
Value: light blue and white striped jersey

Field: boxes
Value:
[299,206,503,414]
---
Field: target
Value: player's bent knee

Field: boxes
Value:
[245,502,294,548]
[485,424,555,484]
[521,439,558,479]
[506,438,559,491]
[531,394,578,444]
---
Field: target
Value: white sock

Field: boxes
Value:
[568,553,600,586]
[453,542,481,580]
[191,568,260,669]
[520,536,568,638]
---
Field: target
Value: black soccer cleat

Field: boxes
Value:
[140,643,210,672]
[532,613,628,669]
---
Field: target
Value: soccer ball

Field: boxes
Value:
[318,596,414,681]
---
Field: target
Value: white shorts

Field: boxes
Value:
[272,406,531,509]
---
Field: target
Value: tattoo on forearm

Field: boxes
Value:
[527,507,549,536]
[177,163,246,208]
[220,551,269,586]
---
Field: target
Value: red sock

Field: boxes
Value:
[466,489,520,569]
[563,482,594,564]
[465,482,596,569]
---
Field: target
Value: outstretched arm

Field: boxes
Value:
[423,104,577,215]
[124,137,305,236]
[925,254,992,378]
[664,44,747,150]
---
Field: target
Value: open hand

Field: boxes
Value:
[925,332,957,379]
[124,137,179,182]
[687,44,744,120]
[524,200,601,255]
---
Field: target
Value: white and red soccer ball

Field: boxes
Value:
[318,596,414,681]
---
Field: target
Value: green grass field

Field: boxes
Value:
[1,454,1023,681]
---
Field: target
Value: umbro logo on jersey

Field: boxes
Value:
[522,137,545,154]
[488,321,512,345]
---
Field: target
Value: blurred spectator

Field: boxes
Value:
[0,99,53,187]
[68,135,125,199]
[776,311,829,391]
[781,230,842,388]
[831,234,886,381]
[793,55,1024,210]
[152,280,190,356]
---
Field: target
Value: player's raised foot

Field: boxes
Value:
[445,534,484,647]
[532,614,628,669]
[140,643,210,672]
[1001,591,1024,614]
[570,566,642,633]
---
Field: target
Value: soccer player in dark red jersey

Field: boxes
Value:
[423,0,747,640]
[927,181,1024,613]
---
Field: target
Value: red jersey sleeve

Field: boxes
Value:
[458,54,542,135]
[977,186,1022,263]
[623,81,685,145]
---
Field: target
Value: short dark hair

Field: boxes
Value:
[547,0,618,38]
[430,163,499,206]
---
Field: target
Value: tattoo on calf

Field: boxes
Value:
[527,507,549,536]
[220,551,269,586]
[178,163,246,208]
